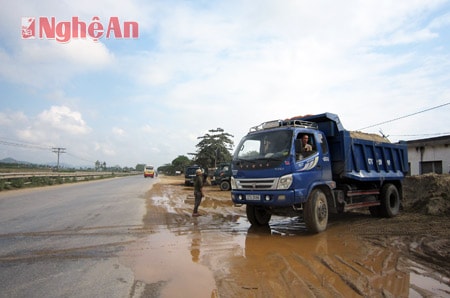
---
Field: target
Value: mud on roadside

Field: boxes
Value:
[122,175,450,297]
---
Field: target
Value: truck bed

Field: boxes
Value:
[296,113,409,182]
[330,131,408,182]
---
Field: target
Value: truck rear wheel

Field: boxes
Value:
[220,180,231,191]
[380,184,400,218]
[304,188,328,233]
[246,205,271,226]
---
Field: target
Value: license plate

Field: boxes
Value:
[246,194,260,201]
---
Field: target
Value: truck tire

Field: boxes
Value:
[246,205,271,226]
[380,184,400,218]
[219,180,231,191]
[304,188,328,233]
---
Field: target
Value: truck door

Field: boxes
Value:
[316,132,332,181]
[293,132,331,180]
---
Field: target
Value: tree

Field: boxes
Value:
[158,155,191,175]
[193,128,234,169]
[135,164,146,171]
[172,155,191,172]
[157,163,173,175]
[95,161,107,171]
[158,156,191,175]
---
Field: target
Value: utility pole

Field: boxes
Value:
[52,147,66,171]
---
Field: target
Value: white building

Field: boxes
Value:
[405,135,450,175]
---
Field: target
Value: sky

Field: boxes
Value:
[1,0,450,169]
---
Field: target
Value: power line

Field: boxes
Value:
[390,132,450,137]
[66,151,96,164]
[358,102,450,131]
[0,137,99,166]
[0,138,51,151]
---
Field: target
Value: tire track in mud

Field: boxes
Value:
[229,235,408,297]
[0,225,147,262]
[344,212,450,279]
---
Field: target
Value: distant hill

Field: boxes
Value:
[0,157,86,169]
[0,157,31,164]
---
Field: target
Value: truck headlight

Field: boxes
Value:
[231,176,237,189]
[277,174,293,190]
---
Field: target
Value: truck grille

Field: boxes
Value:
[234,178,278,190]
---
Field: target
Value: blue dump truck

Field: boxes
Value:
[231,112,408,233]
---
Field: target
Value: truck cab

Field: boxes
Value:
[232,121,332,204]
[231,119,334,232]
[185,165,204,186]
[213,162,232,191]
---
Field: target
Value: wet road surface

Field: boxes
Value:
[0,176,153,297]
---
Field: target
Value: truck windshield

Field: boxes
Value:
[186,167,198,175]
[235,130,292,160]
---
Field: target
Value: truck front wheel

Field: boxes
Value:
[246,205,271,226]
[304,188,328,233]
[380,184,400,218]
[220,180,231,191]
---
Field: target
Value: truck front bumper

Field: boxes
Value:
[231,189,307,206]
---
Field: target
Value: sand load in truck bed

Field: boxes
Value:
[350,131,391,143]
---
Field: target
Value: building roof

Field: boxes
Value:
[405,135,450,147]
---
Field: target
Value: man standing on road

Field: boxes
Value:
[193,168,204,217]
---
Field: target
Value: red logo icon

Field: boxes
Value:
[21,17,35,39]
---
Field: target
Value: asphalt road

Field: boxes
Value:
[0,175,154,298]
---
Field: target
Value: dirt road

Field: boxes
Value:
[120,175,450,297]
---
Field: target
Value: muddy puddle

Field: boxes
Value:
[120,176,450,297]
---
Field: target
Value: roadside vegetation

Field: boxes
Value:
[0,162,137,191]
[158,128,234,176]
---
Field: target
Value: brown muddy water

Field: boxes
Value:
[119,176,450,298]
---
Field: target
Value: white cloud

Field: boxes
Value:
[112,127,125,136]
[94,142,116,157]
[142,124,157,134]
[0,111,27,126]
[429,11,450,29]
[59,40,115,67]
[0,40,114,88]
[38,106,91,135]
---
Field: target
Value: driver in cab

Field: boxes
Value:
[296,134,313,160]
